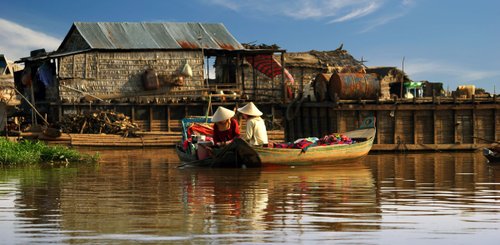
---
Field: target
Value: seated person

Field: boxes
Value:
[237,102,268,146]
[211,106,240,147]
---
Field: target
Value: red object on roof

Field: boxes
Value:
[245,55,294,84]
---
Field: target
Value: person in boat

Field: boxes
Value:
[237,102,268,147]
[211,106,240,147]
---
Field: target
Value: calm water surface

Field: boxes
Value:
[0,148,499,244]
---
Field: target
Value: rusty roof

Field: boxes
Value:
[57,22,245,52]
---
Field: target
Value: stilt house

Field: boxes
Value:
[16,22,289,131]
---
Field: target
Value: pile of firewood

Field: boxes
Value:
[54,110,140,137]
[242,43,281,50]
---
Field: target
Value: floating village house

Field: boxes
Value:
[241,47,412,103]
[16,22,292,131]
[1,54,21,130]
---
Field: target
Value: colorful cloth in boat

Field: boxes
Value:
[187,123,213,139]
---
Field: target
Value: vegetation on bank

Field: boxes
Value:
[0,138,98,165]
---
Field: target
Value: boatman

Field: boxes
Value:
[237,102,268,147]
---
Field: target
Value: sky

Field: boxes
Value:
[1,0,499,93]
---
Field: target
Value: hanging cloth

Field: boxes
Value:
[245,54,294,84]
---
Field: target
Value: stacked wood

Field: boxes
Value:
[54,110,140,137]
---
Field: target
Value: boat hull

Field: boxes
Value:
[254,128,376,166]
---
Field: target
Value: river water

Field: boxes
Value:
[0,148,499,244]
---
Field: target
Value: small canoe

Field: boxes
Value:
[483,148,500,164]
[254,127,376,166]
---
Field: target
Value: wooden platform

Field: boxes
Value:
[25,130,285,148]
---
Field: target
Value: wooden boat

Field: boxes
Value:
[254,127,376,165]
[483,147,500,164]
[176,115,376,167]
[177,138,262,168]
[176,117,262,168]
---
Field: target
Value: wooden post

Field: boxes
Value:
[375,110,380,144]
[58,104,63,122]
[167,105,171,132]
[454,109,458,144]
[413,110,418,144]
[131,106,135,123]
[240,55,245,97]
[472,108,476,144]
[433,110,437,144]
[393,109,398,144]
[495,108,499,142]
[295,103,303,139]
[236,54,241,92]
[281,51,286,103]
[149,106,153,132]
[337,110,343,133]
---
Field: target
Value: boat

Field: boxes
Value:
[483,147,500,164]
[254,127,376,165]
[176,117,376,167]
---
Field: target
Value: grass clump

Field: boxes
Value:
[0,138,98,165]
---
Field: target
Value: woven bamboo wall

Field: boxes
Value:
[241,64,285,102]
[57,50,204,102]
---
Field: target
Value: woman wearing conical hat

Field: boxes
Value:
[237,102,268,146]
[212,106,240,146]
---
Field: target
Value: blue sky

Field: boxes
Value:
[1,0,499,93]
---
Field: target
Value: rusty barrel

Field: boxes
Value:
[329,73,380,100]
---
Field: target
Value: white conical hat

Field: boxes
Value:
[212,106,235,122]
[237,102,263,116]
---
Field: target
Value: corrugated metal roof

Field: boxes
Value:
[61,22,244,51]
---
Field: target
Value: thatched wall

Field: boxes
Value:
[56,50,204,102]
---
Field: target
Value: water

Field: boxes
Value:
[1,149,499,244]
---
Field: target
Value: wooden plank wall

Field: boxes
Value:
[282,102,499,150]
[436,110,454,144]
[415,111,433,144]
[377,111,394,144]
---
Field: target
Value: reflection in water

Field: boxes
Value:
[0,149,499,244]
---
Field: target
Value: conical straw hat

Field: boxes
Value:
[212,106,235,122]
[237,102,263,116]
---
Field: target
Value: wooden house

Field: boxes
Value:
[0,54,21,130]
[16,22,289,132]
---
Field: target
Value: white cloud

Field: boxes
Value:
[405,59,498,82]
[205,0,383,22]
[388,58,499,92]
[329,2,380,23]
[0,18,60,61]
